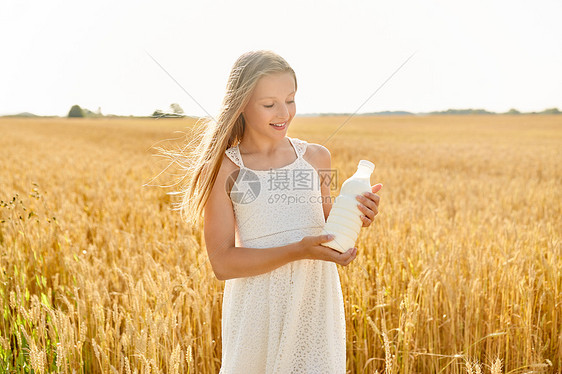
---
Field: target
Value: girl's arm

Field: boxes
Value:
[203,156,306,281]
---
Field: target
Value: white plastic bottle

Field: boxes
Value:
[321,160,375,253]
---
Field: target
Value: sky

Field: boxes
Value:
[1,0,561,117]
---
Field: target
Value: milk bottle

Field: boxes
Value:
[321,160,375,253]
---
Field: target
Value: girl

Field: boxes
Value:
[178,50,381,373]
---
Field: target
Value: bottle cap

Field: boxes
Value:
[358,160,375,172]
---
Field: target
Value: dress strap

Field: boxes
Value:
[226,138,307,167]
[225,145,245,168]
[288,137,308,158]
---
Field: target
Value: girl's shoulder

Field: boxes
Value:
[214,152,241,198]
[290,137,331,172]
[289,136,310,156]
[290,137,330,159]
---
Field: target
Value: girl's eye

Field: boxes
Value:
[264,100,295,109]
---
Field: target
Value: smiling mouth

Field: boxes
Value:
[270,122,287,128]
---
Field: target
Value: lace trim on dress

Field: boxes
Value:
[224,137,309,169]
[291,137,308,158]
[225,146,243,168]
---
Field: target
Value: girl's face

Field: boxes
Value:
[242,71,296,136]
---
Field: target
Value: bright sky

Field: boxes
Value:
[1,0,561,117]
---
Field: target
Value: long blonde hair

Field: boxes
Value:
[156,50,297,227]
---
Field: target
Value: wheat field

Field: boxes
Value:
[0,115,560,373]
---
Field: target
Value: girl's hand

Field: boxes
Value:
[356,183,383,228]
[299,234,358,266]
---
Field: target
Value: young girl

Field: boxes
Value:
[179,50,381,373]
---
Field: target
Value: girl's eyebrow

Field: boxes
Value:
[258,91,296,100]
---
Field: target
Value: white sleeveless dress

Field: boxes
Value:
[219,136,346,374]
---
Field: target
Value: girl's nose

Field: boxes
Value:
[277,103,290,119]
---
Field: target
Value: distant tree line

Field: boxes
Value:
[3,105,560,118]
[426,107,561,115]
[152,103,186,118]
[66,103,187,118]
[309,108,561,116]
[67,105,104,118]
